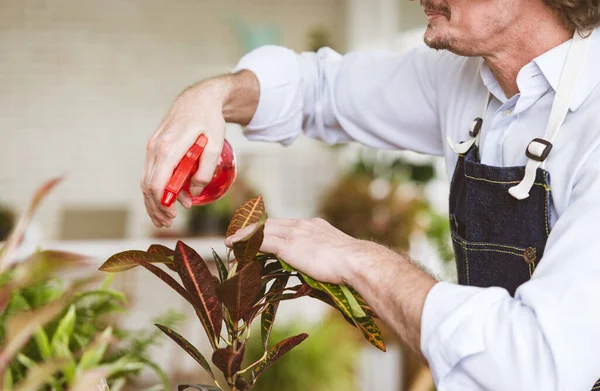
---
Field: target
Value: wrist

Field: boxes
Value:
[344,240,401,286]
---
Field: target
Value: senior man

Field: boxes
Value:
[141,1,600,390]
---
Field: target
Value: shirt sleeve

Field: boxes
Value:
[234,45,450,155]
[421,146,600,390]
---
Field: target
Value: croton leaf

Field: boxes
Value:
[0,176,62,271]
[253,333,309,382]
[235,376,250,391]
[307,288,385,351]
[155,324,214,379]
[173,241,222,349]
[136,260,195,307]
[148,244,176,271]
[217,261,262,322]
[98,250,174,272]
[226,195,265,238]
[261,276,289,350]
[353,316,386,352]
[212,345,246,379]
[232,213,267,270]
[348,286,377,318]
[212,248,228,283]
[340,285,367,318]
[279,258,361,320]
[178,385,221,391]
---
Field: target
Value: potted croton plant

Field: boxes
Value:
[99,196,385,391]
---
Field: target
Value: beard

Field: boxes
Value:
[424,28,457,51]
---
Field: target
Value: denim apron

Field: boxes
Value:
[446,33,600,390]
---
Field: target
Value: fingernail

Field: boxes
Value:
[183,199,192,209]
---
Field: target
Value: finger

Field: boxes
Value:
[149,125,198,216]
[178,191,192,209]
[189,129,224,196]
[260,234,287,256]
[143,193,166,228]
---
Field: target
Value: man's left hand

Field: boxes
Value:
[225,217,375,285]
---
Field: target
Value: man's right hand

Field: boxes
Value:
[141,70,259,228]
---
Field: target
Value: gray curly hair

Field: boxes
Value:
[543,0,600,32]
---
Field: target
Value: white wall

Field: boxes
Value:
[0,0,346,239]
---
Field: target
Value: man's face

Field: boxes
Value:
[417,0,521,56]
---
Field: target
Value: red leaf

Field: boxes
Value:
[253,333,308,382]
[216,261,262,322]
[173,241,222,349]
[212,345,246,379]
[148,244,176,271]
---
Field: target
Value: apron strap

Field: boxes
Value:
[509,32,589,200]
[447,91,492,154]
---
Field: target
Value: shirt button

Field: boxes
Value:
[503,109,513,117]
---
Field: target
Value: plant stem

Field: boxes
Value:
[236,351,267,376]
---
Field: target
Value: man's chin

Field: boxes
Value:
[423,29,453,51]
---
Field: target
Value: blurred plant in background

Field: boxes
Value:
[0,204,15,242]
[320,148,454,265]
[0,178,183,391]
[244,313,360,391]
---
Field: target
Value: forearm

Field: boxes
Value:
[346,241,437,359]
[184,69,260,127]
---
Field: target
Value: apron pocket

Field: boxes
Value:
[451,231,535,296]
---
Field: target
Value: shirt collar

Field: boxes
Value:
[480,27,600,111]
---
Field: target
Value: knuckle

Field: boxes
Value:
[157,140,174,157]
[146,140,155,153]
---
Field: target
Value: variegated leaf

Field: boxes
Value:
[261,276,289,349]
[226,195,264,237]
[212,345,246,379]
[155,324,214,379]
[253,333,308,382]
[173,241,222,349]
[217,261,262,322]
[99,250,173,272]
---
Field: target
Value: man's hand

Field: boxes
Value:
[225,217,383,285]
[142,70,259,228]
[226,216,438,359]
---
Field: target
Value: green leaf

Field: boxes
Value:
[340,285,366,318]
[155,324,214,380]
[216,261,262,322]
[50,304,76,352]
[212,248,228,283]
[261,276,289,350]
[3,367,12,391]
[78,326,113,372]
[173,241,222,349]
[253,333,308,382]
[212,345,246,379]
[33,327,51,360]
[99,250,174,272]
[232,213,267,270]
[352,316,386,352]
[348,286,377,317]
[12,359,68,391]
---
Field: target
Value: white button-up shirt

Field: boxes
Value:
[235,28,600,391]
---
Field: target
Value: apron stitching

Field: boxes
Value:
[544,189,550,236]
[464,174,551,191]
[467,248,524,257]
[451,232,527,252]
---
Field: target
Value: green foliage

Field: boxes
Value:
[244,315,360,391]
[0,177,184,391]
[100,195,383,391]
